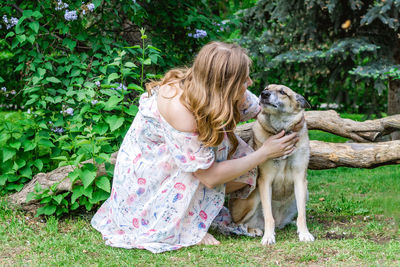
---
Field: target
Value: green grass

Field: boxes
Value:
[1,112,399,266]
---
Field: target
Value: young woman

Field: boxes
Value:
[91,41,298,253]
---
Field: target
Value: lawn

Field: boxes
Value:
[1,112,399,266]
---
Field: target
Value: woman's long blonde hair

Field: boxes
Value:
[146,41,251,158]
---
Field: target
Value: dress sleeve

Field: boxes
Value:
[163,128,215,173]
[239,90,261,122]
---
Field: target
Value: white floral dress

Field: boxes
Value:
[91,89,261,253]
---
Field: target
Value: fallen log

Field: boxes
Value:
[9,110,400,211]
[235,110,400,143]
[309,140,400,169]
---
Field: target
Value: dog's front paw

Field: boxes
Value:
[261,232,276,245]
[248,227,263,237]
[298,231,315,242]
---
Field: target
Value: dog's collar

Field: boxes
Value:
[258,113,305,135]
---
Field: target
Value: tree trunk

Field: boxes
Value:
[8,110,400,211]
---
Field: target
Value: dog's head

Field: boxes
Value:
[259,84,311,115]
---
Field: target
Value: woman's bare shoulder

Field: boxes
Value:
[157,84,197,133]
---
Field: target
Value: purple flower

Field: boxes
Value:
[189,29,207,39]
[1,87,6,92]
[87,3,95,12]
[55,0,69,10]
[91,100,98,105]
[2,15,18,29]
[27,109,31,114]
[65,107,74,116]
[113,83,127,91]
[64,10,77,21]
[52,127,64,134]
[95,81,100,87]
[10,90,16,95]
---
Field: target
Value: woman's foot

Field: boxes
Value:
[197,233,220,245]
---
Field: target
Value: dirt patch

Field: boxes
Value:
[325,231,355,240]
[366,234,396,244]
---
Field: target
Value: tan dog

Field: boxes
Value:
[229,84,314,245]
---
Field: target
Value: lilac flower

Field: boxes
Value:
[64,10,77,21]
[91,100,98,105]
[27,109,31,114]
[112,83,127,91]
[2,15,18,30]
[10,90,16,95]
[1,87,6,92]
[95,81,101,87]
[55,0,69,10]
[52,127,64,134]
[87,3,95,12]
[189,29,207,39]
[65,107,74,116]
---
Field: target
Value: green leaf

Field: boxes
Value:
[71,202,79,210]
[124,62,137,68]
[143,58,151,65]
[82,186,93,198]
[5,32,15,38]
[26,192,37,202]
[29,21,39,33]
[46,77,61,83]
[39,138,55,148]
[51,156,68,161]
[68,168,80,184]
[93,123,109,135]
[127,84,144,92]
[63,38,77,51]
[95,176,111,192]
[105,115,125,132]
[20,166,32,178]
[23,139,36,152]
[107,73,119,83]
[71,185,83,204]
[90,190,110,203]
[53,194,64,204]
[37,205,56,216]
[124,105,138,116]
[33,159,43,171]
[3,148,16,162]
[103,96,123,111]
[32,11,43,19]
[93,0,102,8]
[81,169,97,189]
[16,34,26,43]
[9,141,21,150]
[0,175,7,186]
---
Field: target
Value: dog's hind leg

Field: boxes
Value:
[228,189,260,225]
[293,170,314,242]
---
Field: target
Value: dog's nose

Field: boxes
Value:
[261,90,270,99]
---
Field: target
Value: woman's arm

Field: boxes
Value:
[194,131,298,188]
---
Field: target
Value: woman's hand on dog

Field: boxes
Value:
[259,130,298,160]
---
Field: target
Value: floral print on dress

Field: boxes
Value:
[91,89,260,253]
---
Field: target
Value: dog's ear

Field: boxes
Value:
[296,94,311,109]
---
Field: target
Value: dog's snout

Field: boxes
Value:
[261,90,270,99]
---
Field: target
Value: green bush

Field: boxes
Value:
[0,0,162,216]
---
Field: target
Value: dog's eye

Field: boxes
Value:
[279,89,287,96]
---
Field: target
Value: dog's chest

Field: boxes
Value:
[270,158,295,199]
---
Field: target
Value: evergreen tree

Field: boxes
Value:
[239,0,400,124]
